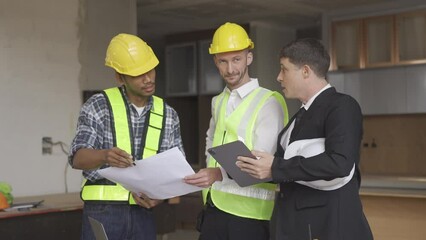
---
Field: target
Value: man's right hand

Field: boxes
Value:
[72,148,133,170]
[103,147,134,168]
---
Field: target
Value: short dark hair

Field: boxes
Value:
[279,38,330,78]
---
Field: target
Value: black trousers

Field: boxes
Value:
[198,205,269,240]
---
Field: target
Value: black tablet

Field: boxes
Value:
[208,141,271,187]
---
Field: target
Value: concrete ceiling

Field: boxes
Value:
[136,0,409,40]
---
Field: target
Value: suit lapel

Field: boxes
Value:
[276,87,337,156]
[292,87,336,140]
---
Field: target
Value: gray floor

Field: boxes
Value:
[157,229,199,240]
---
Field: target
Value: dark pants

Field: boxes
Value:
[81,203,156,240]
[199,205,269,240]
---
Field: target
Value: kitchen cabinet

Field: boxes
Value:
[331,9,426,70]
[328,64,426,115]
[405,64,426,113]
[360,189,426,240]
[397,10,426,64]
[364,15,395,67]
[353,69,406,115]
[331,20,362,70]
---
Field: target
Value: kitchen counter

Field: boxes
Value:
[359,178,426,240]
[361,175,426,198]
[361,186,426,198]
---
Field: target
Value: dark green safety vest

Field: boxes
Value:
[81,87,165,204]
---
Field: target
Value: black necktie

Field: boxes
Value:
[290,107,306,142]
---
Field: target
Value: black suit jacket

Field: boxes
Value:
[271,87,373,240]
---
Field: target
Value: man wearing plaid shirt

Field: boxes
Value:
[69,33,184,240]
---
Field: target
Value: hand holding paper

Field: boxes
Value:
[183,167,223,188]
[98,147,204,199]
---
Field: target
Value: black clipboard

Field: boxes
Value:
[207,140,271,187]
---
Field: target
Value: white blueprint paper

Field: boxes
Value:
[284,138,354,191]
[98,147,204,199]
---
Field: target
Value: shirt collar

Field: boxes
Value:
[224,78,259,98]
[120,85,153,113]
[302,84,331,110]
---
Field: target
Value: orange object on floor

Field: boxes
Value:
[0,192,10,209]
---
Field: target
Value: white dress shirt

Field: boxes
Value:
[206,78,285,168]
[280,84,332,149]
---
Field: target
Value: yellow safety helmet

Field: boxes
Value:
[209,22,254,54]
[105,33,159,77]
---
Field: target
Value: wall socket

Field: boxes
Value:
[42,137,53,155]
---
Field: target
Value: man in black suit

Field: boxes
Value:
[236,38,374,240]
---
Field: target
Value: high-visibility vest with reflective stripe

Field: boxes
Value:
[81,87,165,204]
[202,88,288,220]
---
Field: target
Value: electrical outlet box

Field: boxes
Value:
[42,137,52,155]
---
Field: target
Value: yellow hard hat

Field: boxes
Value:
[105,33,159,76]
[209,22,254,54]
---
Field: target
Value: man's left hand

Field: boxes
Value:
[236,151,274,179]
[183,167,222,188]
[131,192,163,209]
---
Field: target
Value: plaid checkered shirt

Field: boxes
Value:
[69,86,185,181]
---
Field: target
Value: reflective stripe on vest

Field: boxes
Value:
[81,87,165,204]
[202,88,288,220]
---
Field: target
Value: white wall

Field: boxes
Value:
[0,0,81,197]
[0,0,136,197]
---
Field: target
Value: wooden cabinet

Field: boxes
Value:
[331,9,426,70]
[331,20,362,70]
[364,15,395,67]
[397,10,426,64]
[360,190,426,240]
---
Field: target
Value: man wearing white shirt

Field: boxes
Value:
[236,38,373,240]
[184,22,288,240]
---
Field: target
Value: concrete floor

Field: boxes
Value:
[157,229,199,240]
